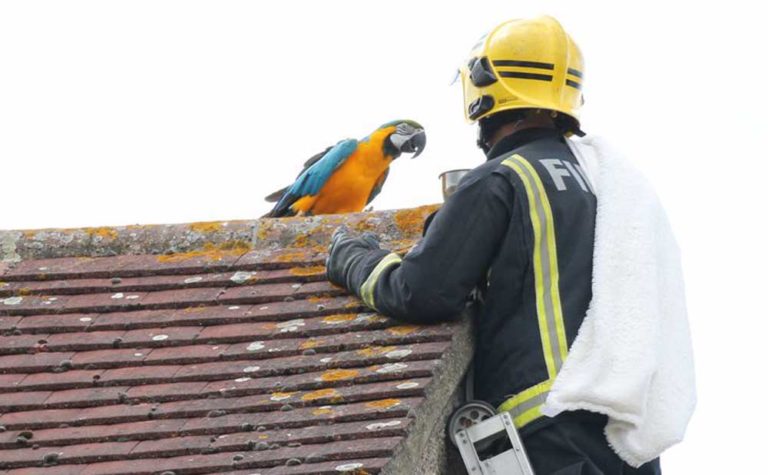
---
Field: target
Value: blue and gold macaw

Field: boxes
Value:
[264,120,426,217]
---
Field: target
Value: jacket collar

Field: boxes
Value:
[486,127,563,161]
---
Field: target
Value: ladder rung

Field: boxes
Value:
[464,412,508,442]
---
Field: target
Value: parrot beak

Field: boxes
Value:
[391,128,427,159]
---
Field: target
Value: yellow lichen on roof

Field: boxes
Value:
[85,227,119,240]
[275,251,312,263]
[301,388,341,401]
[291,233,311,248]
[254,221,272,242]
[356,346,397,357]
[365,399,401,410]
[181,306,207,313]
[289,265,325,276]
[299,338,324,350]
[386,325,419,336]
[323,314,356,324]
[270,391,296,400]
[351,219,377,232]
[188,222,225,234]
[155,241,250,263]
[394,208,429,236]
[319,369,359,382]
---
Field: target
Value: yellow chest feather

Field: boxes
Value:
[292,128,395,215]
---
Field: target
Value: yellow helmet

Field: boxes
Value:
[459,16,584,125]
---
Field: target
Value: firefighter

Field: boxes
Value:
[326,16,662,474]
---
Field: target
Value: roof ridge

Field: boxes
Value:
[0,205,438,262]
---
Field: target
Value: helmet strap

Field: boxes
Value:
[476,126,492,155]
[476,110,529,156]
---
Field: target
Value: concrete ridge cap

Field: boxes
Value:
[1,204,439,262]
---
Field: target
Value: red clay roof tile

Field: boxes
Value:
[0,206,470,473]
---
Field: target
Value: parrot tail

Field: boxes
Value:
[264,186,289,203]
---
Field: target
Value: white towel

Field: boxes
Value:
[540,136,697,467]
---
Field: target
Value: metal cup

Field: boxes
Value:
[439,169,471,200]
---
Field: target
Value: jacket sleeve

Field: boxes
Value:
[362,172,513,323]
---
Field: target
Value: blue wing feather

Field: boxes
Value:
[267,139,358,217]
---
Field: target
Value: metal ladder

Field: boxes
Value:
[449,364,536,475]
[454,410,535,475]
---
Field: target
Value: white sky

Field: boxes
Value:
[1,1,766,472]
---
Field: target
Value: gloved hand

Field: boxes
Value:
[326,227,382,292]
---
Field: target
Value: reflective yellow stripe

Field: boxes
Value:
[498,153,568,430]
[514,404,544,428]
[502,157,557,376]
[497,378,553,413]
[514,157,568,364]
[497,378,554,429]
[359,253,402,310]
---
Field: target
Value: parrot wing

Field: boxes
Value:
[299,144,337,176]
[265,139,358,217]
[366,168,390,206]
[264,144,336,203]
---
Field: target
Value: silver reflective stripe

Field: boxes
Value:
[359,253,402,310]
[510,157,564,372]
[506,390,550,420]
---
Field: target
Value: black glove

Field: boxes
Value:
[326,227,385,293]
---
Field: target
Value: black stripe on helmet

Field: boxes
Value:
[566,79,582,89]
[493,60,555,70]
[499,71,553,82]
[567,68,583,78]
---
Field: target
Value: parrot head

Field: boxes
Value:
[379,120,427,159]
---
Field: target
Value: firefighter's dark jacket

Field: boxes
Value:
[339,127,597,435]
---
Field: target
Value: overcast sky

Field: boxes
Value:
[2,1,766,472]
